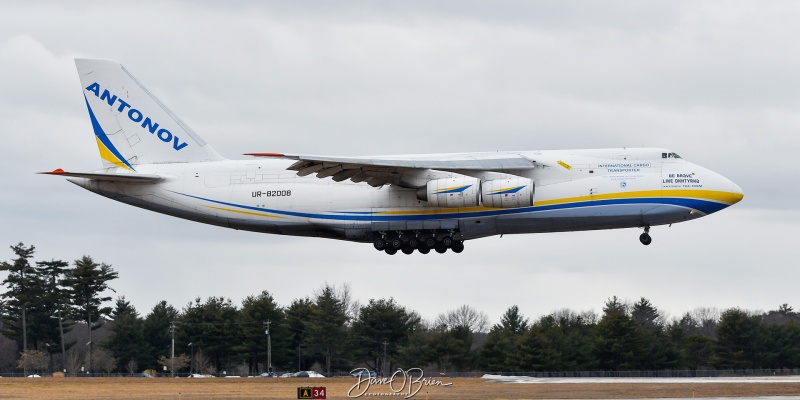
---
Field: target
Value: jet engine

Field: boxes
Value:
[416,178,480,208]
[481,178,534,208]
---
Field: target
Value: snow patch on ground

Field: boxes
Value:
[481,374,800,384]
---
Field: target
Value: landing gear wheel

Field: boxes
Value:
[385,247,398,255]
[389,237,403,249]
[401,245,414,255]
[442,236,454,247]
[424,237,436,248]
[451,241,464,253]
[373,238,386,251]
[418,246,430,254]
[639,233,652,246]
[408,237,420,248]
[435,244,448,254]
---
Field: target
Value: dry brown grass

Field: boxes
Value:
[1,377,800,399]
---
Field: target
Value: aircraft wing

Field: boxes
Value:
[245,152,538,187]
[39,169,164,183]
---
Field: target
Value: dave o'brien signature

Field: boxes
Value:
[348,368,453,399]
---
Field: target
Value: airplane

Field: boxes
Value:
[41,59,744,255]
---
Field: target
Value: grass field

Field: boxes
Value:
[2,377,800,399]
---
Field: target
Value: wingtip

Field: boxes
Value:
[38,168,67,175]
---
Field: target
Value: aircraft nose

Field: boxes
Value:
[728,180,744,205]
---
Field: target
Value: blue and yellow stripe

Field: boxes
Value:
[170,189,743,222]
[85,96,136,171]
[487,186,526,195]
[433,185,472,194]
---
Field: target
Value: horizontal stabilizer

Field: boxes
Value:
[39,169,164,183]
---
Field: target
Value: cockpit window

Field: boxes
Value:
[662,152,682,159]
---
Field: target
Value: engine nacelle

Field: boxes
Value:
[417,178,480,208]
[481,178,534,208]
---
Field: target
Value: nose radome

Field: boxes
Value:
[728,180,744,205]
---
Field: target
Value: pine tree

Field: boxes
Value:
[631,297,659,328]
[104,297,148,372]
[62,255,118,374]
[33,259,74,371]
[143,301,178,371]
[499,305,529,335]
[307,285,349,375]
[479,305,529,371]
[0,243,38,375]
[284,297,316,371]
[177,297,239,372]
[557,313,598,371]
[426,325,474,372]
[516,316,562,371]
[237,291,287,375]
[715,308,764,368]
[594,297,645,370]
[631,298,678,369]
[350,298,420,373]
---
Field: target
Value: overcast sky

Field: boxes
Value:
[1,1,798,327]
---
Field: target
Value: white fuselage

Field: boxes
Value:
[69,148,743,244]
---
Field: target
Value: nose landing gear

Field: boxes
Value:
[639,225,652,246]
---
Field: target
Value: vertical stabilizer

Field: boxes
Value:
[75,59,224,170]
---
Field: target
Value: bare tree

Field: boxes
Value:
[691,307,721,338]
[309,361,323,374]
[192,349,214,375]
[65,349,83,374]
[551,308,573,321]
[0,335,17,372]
[550,308,599,325]
[17,350,49,374]
[234,363,249,377]
[158,354,190,375]
[435,304,490,333]
[763,303,800,325]
[126,360,138,375]
[89,348,116,374]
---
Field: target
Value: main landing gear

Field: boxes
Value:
[373,231,464,255]
[639,225,652,246]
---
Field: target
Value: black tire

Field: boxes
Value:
[424,237,436,248]
[373,238,386,251]
[639,233,652,246]
[435,244,447,254]
[401,245,414,255]
[442,236,454,247]
[408,237,420,248]
[390,237,403,249]
[418,246,430,254]
[385,247,398,255]
[451,241,464,253]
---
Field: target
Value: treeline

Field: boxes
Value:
[480,299,800,372]
[2,242,800,376]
